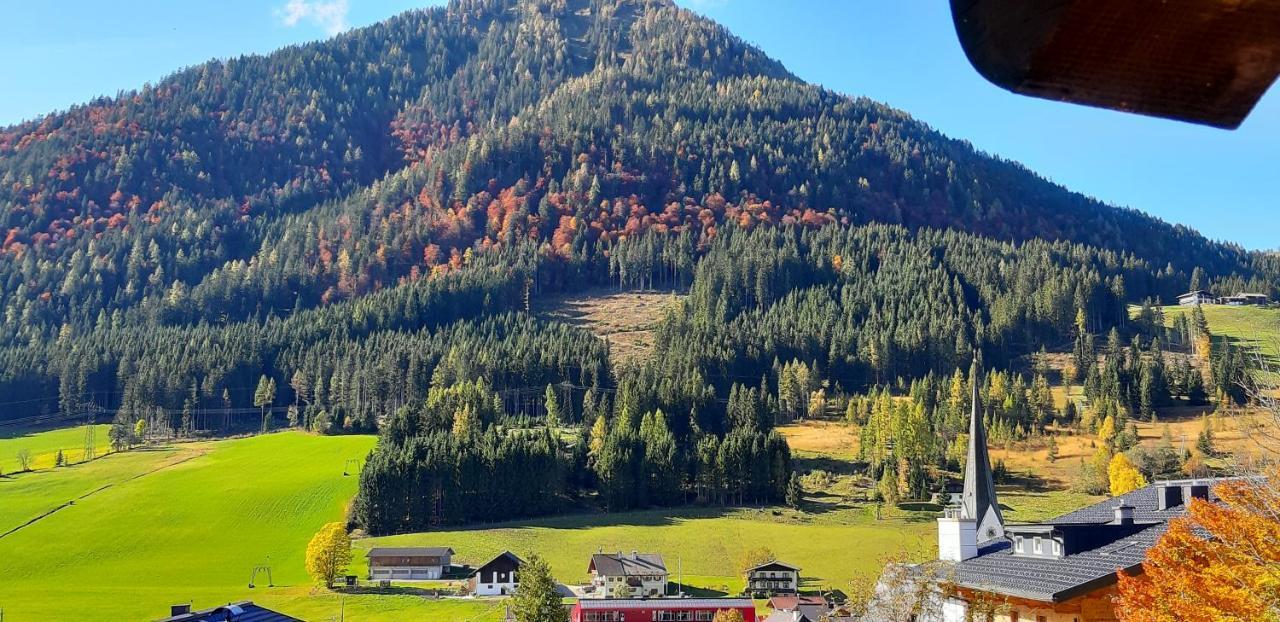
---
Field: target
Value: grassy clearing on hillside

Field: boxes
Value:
[1158,304,1280,359]
[534,287,683,366]
[0,423,112,472]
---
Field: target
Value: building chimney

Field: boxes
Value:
[1114,502,1135,525]
[1157,484,1183,511]
[171,604,192,617]
[938,506,979,561]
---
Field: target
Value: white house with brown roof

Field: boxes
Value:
[584,551,667,598]
[746,560,800,594]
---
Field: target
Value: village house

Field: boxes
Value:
[1176,289,1216,305]
[745,560,801,595]
[762,595,833,622]
[158,601,299,622]
[366,546,454,581]
[866,360,1238,622]
[584,551,668,598]
[469,551,523,596]
[1222,292,1269,306]
[571,598,756,622]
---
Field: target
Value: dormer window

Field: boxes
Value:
[1053,540,1062,556]
[1033,537,1042,554]
[1014,536,1024,552]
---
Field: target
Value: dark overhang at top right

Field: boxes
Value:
[949,0,1280,129]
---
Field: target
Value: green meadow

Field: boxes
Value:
[0,431,387,621]
[1158,303,1280,359]
[0,423,112,473]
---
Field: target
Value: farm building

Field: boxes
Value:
[1176,290,1216,305]
[583,551,668,598]
[366,546,454,581]
[571,598,756,622]
[866,359,1242,621]
[469,550,523,596]
[745,560,801,595]
[157,601,299,622]
[1222,292,1269,306]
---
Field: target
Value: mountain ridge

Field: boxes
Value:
[0,0,1276,419]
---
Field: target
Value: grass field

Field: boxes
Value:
[1157,303,1280,359]
[0,430,401,621]
[0,423,112,472]
[360,505,936,597]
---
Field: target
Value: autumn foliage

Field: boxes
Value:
[1115,475,1280,621]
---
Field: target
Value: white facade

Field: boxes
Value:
[473,574,517,596]
[369,564,443,581]
[936,511,978,562]
[589,572,667,598]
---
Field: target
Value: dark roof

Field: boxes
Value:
[589,552,667,576]
[366,546,454,558]
[472,550,524,574]
[748,560,801,572]
[950,0,1280,129]
[961,359,1002,528]
[156,601,301,622]
[952,478,1233,602]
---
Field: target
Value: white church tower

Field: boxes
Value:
[939,357,1004,561]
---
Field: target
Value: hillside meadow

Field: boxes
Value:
[0,423,112,473]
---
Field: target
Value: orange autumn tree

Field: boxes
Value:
[1115,474,1280,621]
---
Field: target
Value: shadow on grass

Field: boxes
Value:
[670,582,732,597]
[793,454,864,476]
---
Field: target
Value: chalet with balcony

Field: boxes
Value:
[745,560,800,595]
[584,551,668,598]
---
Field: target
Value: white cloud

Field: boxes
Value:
[277,0,351,36]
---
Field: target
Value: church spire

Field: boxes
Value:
[961,355,1004,540]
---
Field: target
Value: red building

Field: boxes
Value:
[571,598,757,622]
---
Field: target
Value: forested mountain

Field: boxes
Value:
[1,0,1276,528]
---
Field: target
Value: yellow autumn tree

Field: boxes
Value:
[305,522,352,588]
[712,609,745,622]
[1097,414,1116,444]
[1116,474,1280,621]
[1108,453,1147,496]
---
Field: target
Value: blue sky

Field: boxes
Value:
[1,1,1275,250]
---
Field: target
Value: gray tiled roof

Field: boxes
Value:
[590,552,667,576]
[952,478,1233,602]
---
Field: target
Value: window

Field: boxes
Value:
[1014,536,1024,552]
[1053,540,1062,556]
[1033,537,1043,554]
